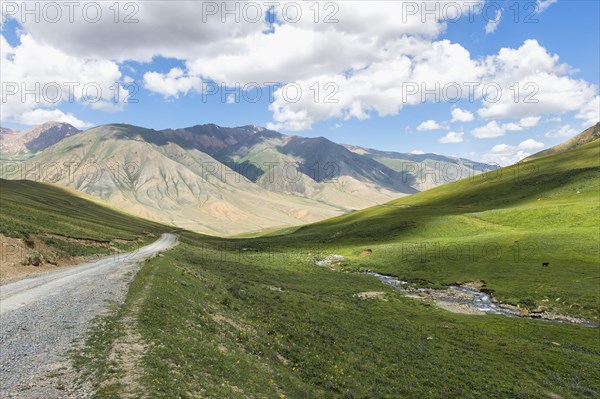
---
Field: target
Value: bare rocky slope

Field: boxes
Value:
[0,121,80,156]
[342,144,498,191]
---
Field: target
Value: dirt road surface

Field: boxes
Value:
[0,233,177,398]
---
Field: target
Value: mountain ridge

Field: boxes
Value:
[0,121,80,156]
[342,143,498,191]
[1,121,498,235]
[522,122,600,162]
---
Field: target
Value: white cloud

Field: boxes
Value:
[482,139,544,166]
[451,108,474,122]
[519,138,545,151]
[266,39,597,130]
[12,109,92,129]
[472,121,506,138]
[536,0,558,13]
[471,119,534,138]
[545,124,578,138]
[3,2,596,132]
[438,132,464,143]
[143,68,203,99]
[417,120,446,131]
[11,1,267,62]
[0,33,125,126]
[575,96,600,127]
[89,101,125,112]
[485,9,502,34]
[410,150,425,155]
[477,40,597,121]
[255,38,486,130]
[13,1,471,81]
[502,123,523,131]
[519,116,541,128]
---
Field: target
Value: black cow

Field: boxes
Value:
[542,262,549,267]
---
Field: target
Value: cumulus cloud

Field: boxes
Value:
[417,120,446,131]
[143,68,203,99]
[519,138,545,151]
[477,40,597,121]
[519,116,541,128]
[438,132,464,143]
[451,108,474,122]
[482,139,544,166]
[254,38,486,130]
[10,109,92,129]
[502,123,523,131]
[472,115,543,139]
[3,1,597,131]
[12,1,267,62]
[575,96,600,127]
[472,121,507,138]
[13,1,464,80]
[267,38,597,130]
[0,33,126,126]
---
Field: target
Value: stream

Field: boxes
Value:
[316,256,597,327]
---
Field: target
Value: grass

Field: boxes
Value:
[40,237,112,258]
[0,179,168,255]
[76,235,600,398]
[3,140,599,397]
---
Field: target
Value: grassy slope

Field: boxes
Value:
[248,138,600,319]
[75,140,599,397]
[523,122,599,162]
[0,179,167,254]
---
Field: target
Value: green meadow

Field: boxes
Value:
[0,179,166,255]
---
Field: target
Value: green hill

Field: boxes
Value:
[0,179,168,281]
[0,179,166,240]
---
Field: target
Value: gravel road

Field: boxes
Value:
[0,233,177,398]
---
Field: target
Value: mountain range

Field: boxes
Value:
[1,121,497,235]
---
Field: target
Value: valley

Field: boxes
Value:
[1,2,599,398]
[0,123,598,398]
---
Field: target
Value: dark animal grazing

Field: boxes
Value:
[542,262,549,267]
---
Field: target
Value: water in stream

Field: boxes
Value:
[363,271,597,327]
[315,256,596,326]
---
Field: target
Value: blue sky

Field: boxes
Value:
[1,0,598,165]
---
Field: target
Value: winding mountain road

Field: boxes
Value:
[0,233,177,398]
